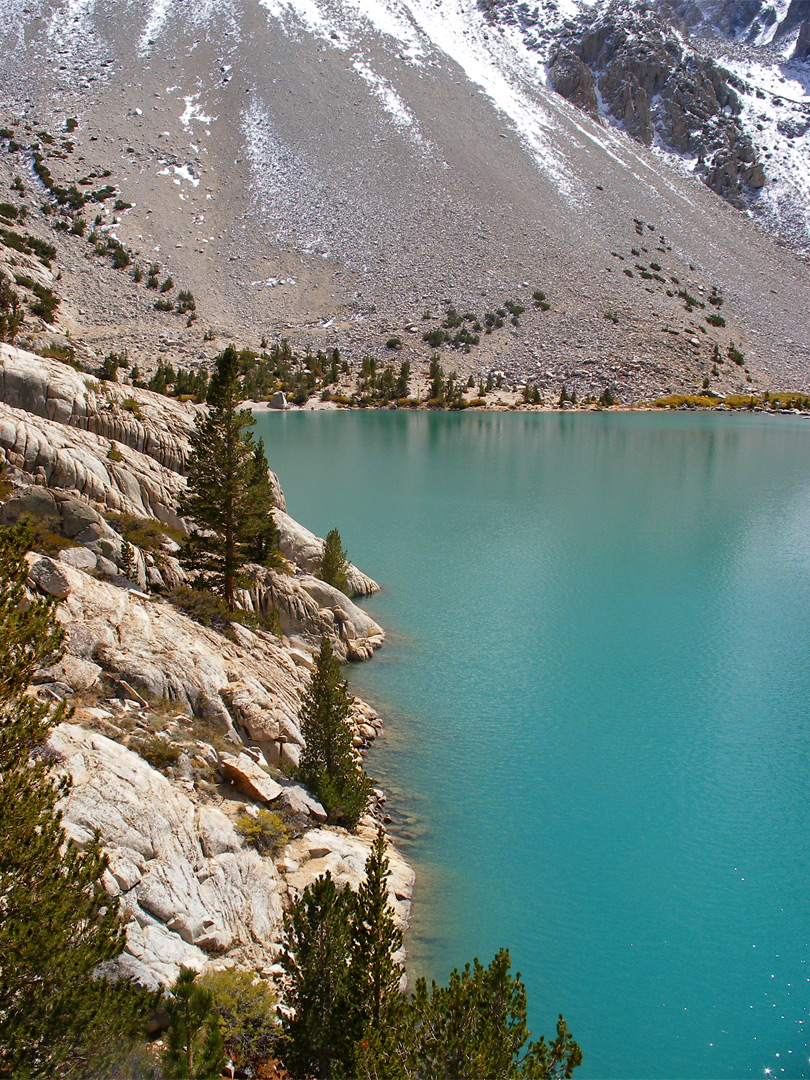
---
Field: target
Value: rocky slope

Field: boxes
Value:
[0,0,807,401]
[1,346,412,991]
[49,723,413,990]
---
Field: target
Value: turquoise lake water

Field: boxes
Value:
[253,409,810,1080]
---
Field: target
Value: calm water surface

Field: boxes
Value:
[254,409,810,1079]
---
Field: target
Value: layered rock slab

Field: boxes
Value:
[49,724,285,989]
[50,561,307,757]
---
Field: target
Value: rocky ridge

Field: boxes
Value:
[1,346,412,992]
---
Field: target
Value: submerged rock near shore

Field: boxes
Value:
[1,346,412,992]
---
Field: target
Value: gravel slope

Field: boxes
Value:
[0,0,808,398]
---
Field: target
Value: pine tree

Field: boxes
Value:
[396,360,411,400]
[162,968,226,1080]
[119,538,137,582]
[181,345,258,609]
[281,872,355,1079]
[242,438,280,566]
[0,523,150,1077]
[317,527,350,594]
[428,357,445,403]
[0,275,22,344]
[350,827,403,1030]
[350,828,405,1078]
[298,637,372,828]
[392,950,582,1080]
[199,969,280,1072]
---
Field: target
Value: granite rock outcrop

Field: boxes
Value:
[2,348,409,994]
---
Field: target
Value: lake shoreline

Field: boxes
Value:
[246,398,810,418]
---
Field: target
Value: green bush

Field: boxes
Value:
[10,512,76,556]
[120,398,143,417]
[36,341,77,366]
[168,585,281,639]
[96,353,124,382]
[652,394,719,409]
[236,809,289,854]
[30,284,60,323]
[105,512,183,552]
[136,736,179,771]
[422,327,445,348]
[677,288,704,310]
[176,290,196,314]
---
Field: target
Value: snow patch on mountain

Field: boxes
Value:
[722,56,810,246]
[140,0,174,50]
[241,100,340,260]
[351,59,427,142]
[180,94,217,131]
[254,0,580,197]
[138,0,238,54]
[159,163,201,187]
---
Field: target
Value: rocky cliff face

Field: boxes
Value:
[545,3,767,208]
[0,345,379,625]
[1,347,408,992]
[657,0,810,58]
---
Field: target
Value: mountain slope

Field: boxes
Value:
[0,0,808,399]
